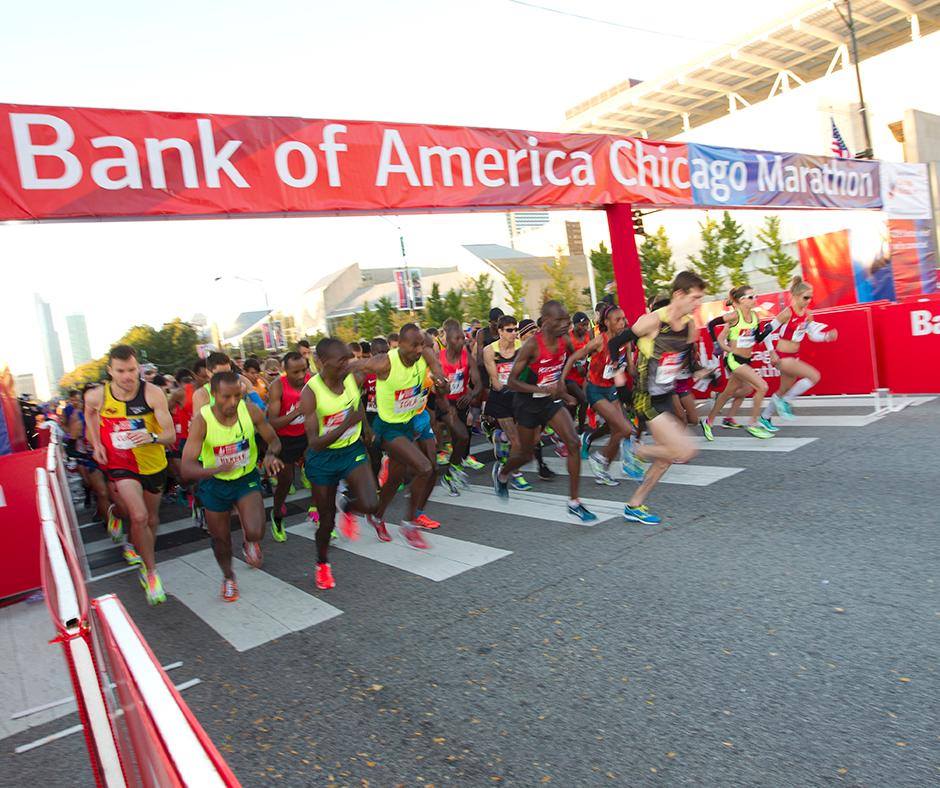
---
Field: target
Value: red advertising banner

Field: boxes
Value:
[393,270,409,309]
[872,299,940,393]
[0,103,912,222]
[798,229,857,309]
[0,449,46,598]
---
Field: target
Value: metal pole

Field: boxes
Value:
[585,253,598,310]
[840,0,874,159]
[399,232,413,310]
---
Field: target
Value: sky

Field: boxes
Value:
[1,0,814,393]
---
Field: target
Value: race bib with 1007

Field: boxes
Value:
[323,409,357,443]
[110,418,145,449]
[655,351,685,385]
[213,439,250,468]
[394,385,426,414]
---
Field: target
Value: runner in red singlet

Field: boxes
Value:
[436,319,482,495]
[492,301,597,522]
[565,312,592,433]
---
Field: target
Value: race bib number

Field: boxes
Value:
[287,407,304,426]
[324,409,357,443]
[603,353,626,380]
[496,362,512,386]
[394,385,426,414]
[213,439,250,468]
[448,369,466,396]
[535,361,563,396]
[792,324,806,342]
[110,419,145,450]
[736,329,755,349]
[655,352,685,385]
[175,422,182,434]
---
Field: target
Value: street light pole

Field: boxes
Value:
[380,216,413,310]
[835,0,874,159]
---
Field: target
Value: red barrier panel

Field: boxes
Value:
[872,300,940,393]
[0,448,46,599]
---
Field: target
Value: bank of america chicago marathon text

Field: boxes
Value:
[9,113,875,203]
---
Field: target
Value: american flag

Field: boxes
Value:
[830,116,850,158]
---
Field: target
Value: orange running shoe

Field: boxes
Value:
[242,541,263,568]
[413,513,440,530]
[221,577,239,602]
[315,563,336,590]
[378,455,390,487]
[401,524,429,550]
[340,511,360,540]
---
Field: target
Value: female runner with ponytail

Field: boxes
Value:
[758,276,838,431]
[701,286,773,440]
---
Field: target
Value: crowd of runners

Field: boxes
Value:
[60,271,836,606]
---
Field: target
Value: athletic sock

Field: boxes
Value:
[568,499,579,507]
[784,377,814,401]
[761,400,776,418]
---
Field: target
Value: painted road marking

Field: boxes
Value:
[429,484,624,525]
[287,520,512,581]
[521,455,743,486]
[688,436,817,452]
[159,549,341,652]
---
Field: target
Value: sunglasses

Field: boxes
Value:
[801,295,812,301]
[740,294,755,300]
[501,326,518,332]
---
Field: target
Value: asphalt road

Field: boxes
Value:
[4,399,938,786]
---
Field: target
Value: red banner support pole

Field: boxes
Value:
[605,204,645,322]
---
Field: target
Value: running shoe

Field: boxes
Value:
[580,431,591,459]
[221,577,239,602]
[414,513,440,530]
[122,544,142,566]
[492,430,510,462]
[242,541,264,568]
[552,436,569,458]
[401,524,430,550]
[436,451,450,466]
[700,420,714,442]
[441,472,460,497]
[193,503,206,532]
[378,455,390,487]
[139,569,167,606]
[339,510,360,540]
[315,563,336,590]
[758,416,779,433]
[367,514,392,542]
[623,504,662,525]
[772,394,795,420]
[289,483,296,495]
[566,501,598,523]
[461,455,484,471]
[509,473,532,491]
[537,463,556,481]
[721,417,742,429]
[450,464,471,488]
[589,452,619,486]
[270,511,287,542]
[307,506,319,523]
[492,462,509,499]
[746,424,773,439]
[300,468,312,489]
[620,446,646,481]
[107,505,123,543]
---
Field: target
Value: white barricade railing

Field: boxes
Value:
[46,434,91,581]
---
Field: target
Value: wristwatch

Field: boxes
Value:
[150,432,159,444]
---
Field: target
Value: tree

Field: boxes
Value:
[357,301,381,340]
[374,296,396,335]
[331,316,358,343]
[688,216,725,295]
[463,273,494,323]
[443,288,465,324]
[542,251,581,313]
[59,358,108,391]
[504,267,528,319]
[756,215,799,289]
[425,282,448,327]
[638,227,676,297]
[718,211,752,288]
[391,310,422,331]
[589,242,615,303]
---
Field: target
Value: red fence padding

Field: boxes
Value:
[872,300,940,394]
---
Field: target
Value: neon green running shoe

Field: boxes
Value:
[122,544,142,566]
[138,568,166,606]
[461,455,484,471]
[270,511,287,542]
[746,424,773,439]
[700,420,714,442]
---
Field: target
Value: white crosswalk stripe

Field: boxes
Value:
[286,520,512,581]
[429,483,624,524]
[521,455,744,486]
[159,549,342,652]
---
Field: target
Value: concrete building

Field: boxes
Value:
[14,373,36,398]
[563,1,940,292]
[65,314,91,366]
[34,294,64,392]
[506,211,550,247]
